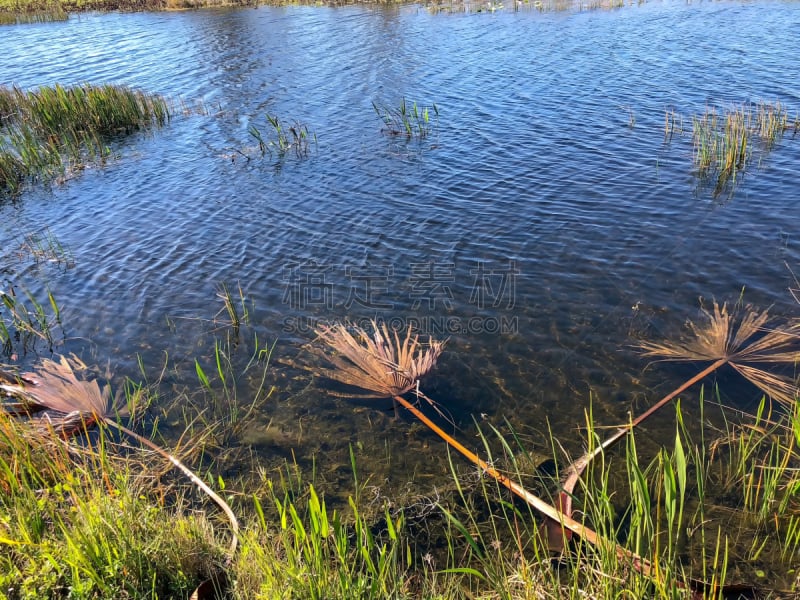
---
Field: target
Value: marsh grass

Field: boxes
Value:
[688,101,797,195]
[248,114,315,162]
[0,83,170,194]
[0,390,226,598]
[1,360,798,598]
[425,397,800,599]
[373,98,438,140]
[663,107,684,140]
[0,0,67,23]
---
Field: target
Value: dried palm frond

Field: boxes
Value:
[313,320,445,398]
[639,301,800,405]
[0,355,239,562]
[1,355,126,421]
[311,320,672,584]
[547,301,800,553]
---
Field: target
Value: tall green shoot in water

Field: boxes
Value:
[373,98,439,140]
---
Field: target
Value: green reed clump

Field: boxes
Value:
[436,397,799,598]
[690,100,795,194]
[0,83,170,194]
[708,396,800,522]
[373,98,438,140]
[233,460,412,600]
[248,114,315,161]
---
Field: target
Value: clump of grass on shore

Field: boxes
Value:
[0,83,170,194]
[0,406,226,598]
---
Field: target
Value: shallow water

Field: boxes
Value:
[1,1,799,510]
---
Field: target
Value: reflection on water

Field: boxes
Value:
[1,1,799,502]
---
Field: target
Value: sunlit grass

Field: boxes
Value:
[373,98,439,140]
[689,101,798,196]
[0,83,170,194]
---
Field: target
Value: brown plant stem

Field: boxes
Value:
[392,393,657,578]
[105,419,240,562]
[546,356,729,551]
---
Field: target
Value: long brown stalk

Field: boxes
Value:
[391,392,655,576]
[108,420,239,560]
[549,301,800,552]
[545,357,728,550]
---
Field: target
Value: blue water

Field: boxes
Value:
[1,0,799,488]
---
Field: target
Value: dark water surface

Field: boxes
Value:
[1,1,800,497]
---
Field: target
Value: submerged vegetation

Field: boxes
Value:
[0,83,170,195]
[1,296,798,598]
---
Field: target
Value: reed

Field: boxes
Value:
[0,83,170,194]
[373,98,438,140]
[0,286,62,355]
[248,114,315,161]
[664,106,683,140]
[547,300,800,552]
[689,101,795,194]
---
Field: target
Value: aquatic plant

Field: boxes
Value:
[688,101,797,195]
[0,286,62,355]
[0,83,170,194]
[663,106,683,140]
[373,98,438,140]
[248,114,315,161]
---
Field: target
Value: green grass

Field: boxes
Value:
[688,101,798,196]
[373,98,439,141]
[0,83,170,195]
[2,374,798,598]
[1,287,798,598]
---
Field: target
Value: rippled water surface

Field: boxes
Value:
[2,1,800,495]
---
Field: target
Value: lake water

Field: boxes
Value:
[1,0,799,497]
